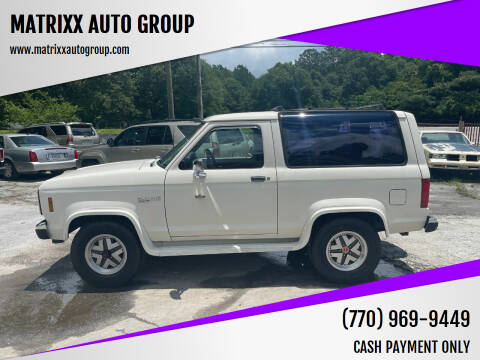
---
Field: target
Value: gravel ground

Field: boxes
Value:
[0,172,479,358]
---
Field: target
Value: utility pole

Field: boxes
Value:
[196,55,204,119]
[166,61,175,120]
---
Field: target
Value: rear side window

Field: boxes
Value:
[50,125,68,135]
[147,126,173,145]
[178,125,200,138]
[0,136,4,148]
[69,124,95,136]
[280,111,406,167]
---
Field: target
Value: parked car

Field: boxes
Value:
[78,121,200,167]
[1,134,78,179]
[0,136,4,176]
[421,130,480,171]
[20,122,100,149]
[35,110,437,287]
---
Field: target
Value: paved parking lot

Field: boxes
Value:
[0,172,479,358]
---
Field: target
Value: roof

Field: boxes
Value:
[203,110,405,123]
[420,130,462,134]
[2,133,41,137]
[204,111,279,122]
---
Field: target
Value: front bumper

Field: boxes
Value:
[424,216,438,233]
[428,159,480,170]
[35,219,49,239]
[20,159,77,173]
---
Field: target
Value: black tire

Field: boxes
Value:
[81,159,99,167]
[71,221,141,288]
[3,160,17,180]
[309,217,380,284]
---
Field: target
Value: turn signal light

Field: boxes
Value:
[29,151,38,162]
[67,134,74,145]
[48,197,54,212]
[421,179,430,208]
[74,150,78,159]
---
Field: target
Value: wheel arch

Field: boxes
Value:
[294,199,389,251]
[66,210,150,252]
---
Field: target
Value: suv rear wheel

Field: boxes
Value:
[309,217,380,283]
[71,221,141,287]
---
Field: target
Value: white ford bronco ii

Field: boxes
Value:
[36,110,438,287]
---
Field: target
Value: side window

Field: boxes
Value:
[179,127,263,170]
[178,125,200,138]
[146,126,173,145]
[0,136,4,148]
[114,127,147,146]
[50,125,67,135]
[280,112,406,167]
[34,127,48,137]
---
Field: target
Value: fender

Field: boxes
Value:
[78,149,107,164]
[64,206,162,256]
[293,198,389,250]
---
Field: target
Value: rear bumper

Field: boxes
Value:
[19,159,77,173]
[424,216,438,233]
[35,220,50,240]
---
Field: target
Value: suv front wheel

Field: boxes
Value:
[309,217,380,283]
[71,221,141,287]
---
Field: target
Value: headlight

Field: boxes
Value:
[430,154,447,159]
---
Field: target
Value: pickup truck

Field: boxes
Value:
[35,110,438,287]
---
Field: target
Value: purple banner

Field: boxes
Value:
[283,0,479,66]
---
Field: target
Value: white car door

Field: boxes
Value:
[164,122,277,239]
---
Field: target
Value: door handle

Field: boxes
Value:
[251,176,266,182]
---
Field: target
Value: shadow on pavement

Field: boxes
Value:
[25,252,347,295]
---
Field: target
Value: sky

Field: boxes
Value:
[201,39,324,77]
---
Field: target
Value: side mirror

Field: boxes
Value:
[107,138,114,147]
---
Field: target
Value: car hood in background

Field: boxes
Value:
[423,143,480,153]
[39,159,165,191]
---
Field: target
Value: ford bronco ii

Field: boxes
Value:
[36,110,438,287]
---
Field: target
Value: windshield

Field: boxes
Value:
[157,124,203,168]
[421,132,470,145]
[10,135,55,147]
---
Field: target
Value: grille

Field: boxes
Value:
[466,155,478,162]
[447,154,460,161]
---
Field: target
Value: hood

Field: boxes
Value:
[40,159,165,191]
[423,143,480,153]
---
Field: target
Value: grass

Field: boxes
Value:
[96,128,122,134]
[0,130,14,134]
[447,179,478,199]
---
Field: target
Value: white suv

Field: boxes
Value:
[35,110,437,287]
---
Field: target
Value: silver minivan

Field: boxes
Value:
[19,122,100,149]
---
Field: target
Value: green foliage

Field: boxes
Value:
[2,91,79,127]
[2,47,480,130]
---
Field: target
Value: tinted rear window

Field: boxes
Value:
[280,111,406,167]
[178,125,200,138]
[50,125,67,135]
[10,136,54,147]
[70,124,95,136]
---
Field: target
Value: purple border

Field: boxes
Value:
[37,259,480,355]
[282,0,480,67]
